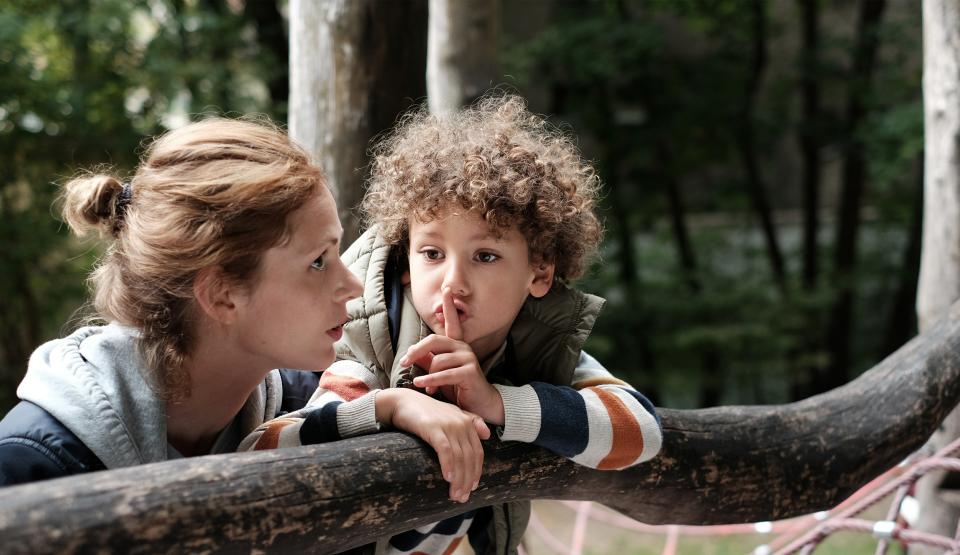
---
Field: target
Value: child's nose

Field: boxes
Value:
[442,260,470,296]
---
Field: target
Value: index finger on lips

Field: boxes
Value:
[400,335,453,369]
[442,286,463,341]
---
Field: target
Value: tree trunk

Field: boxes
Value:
[289,0,427,245]
[821,0,886,392]
[427,0,500,115]
[914,0,960,549]
[798,0,822,291]
[244,0,289,121]
[881,153,923,357]
[1,304,959,553]
[737,0,787,292]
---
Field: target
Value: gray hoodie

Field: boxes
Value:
[17,323,283,469]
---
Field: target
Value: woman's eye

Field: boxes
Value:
[311,255,327,270]
[423,249,443,261]
[476,252,499,263]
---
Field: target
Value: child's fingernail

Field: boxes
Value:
[399,357,409,366]
[472,481,479,491]
[460,494,469,503]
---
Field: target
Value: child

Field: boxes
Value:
[240,96,662,554]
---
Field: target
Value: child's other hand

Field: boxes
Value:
[401,287,506,426]
[376,388,489,503]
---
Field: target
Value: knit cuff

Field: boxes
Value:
[494,384,541,443]
[336,390,381,438]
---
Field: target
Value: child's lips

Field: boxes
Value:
[326,325,343,341]
[435,308,468,326]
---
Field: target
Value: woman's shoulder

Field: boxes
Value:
[0,401,105,487]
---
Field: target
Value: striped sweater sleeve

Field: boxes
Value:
[237,359,386,451]
[493,351,662,469]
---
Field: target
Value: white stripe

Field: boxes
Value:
[384,515,475,555]
[496,384,542,443]
[277,420,305,448]
[571,388,613,468]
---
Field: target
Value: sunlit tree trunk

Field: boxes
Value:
[914,0,960,549]
[427,0,500,115]
[289,0,427,244]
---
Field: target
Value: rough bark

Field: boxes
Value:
[1,302,959,553]
[289,0,427,245]
[914,0,960,549]
[427,0,500,116]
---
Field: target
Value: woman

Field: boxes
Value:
[0,117,366,484]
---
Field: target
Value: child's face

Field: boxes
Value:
[405,208,554,361]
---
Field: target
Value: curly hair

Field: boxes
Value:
[363,95,602,282]
[61,117,322,401]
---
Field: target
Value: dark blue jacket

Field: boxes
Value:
[0,369,320,487]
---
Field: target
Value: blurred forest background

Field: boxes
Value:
[0,0,922,413]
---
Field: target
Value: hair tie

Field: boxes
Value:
[117,182,133,216]
[113,182,133,235]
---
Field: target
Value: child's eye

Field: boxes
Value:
[476,252,499,263]
[423,248,444,261]
[311,254,327,270]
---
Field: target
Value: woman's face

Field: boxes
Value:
[230,187,362,372]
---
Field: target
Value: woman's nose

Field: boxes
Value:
[337,259,363,301]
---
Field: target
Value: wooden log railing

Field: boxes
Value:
[1,303,959,553]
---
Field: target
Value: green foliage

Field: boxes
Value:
[0,0,283,410]
[505,0,923,407]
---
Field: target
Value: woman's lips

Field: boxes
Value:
[326,325,343,341]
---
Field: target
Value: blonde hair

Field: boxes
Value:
[364,95,603,281]
[61,117,322,401]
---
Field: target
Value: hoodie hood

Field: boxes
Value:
[17,323,282,469]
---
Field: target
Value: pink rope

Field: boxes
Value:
[570,501,591,555]
[524,436,960,555]
[661,525,679,555]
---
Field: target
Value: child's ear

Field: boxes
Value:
[401,270,411,285]
[193,266,239,324]
[529,262,555,299]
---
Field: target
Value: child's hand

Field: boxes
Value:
[376,388,489,503]
[401,287,506,426]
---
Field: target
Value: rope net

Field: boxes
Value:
[522,437,960,555]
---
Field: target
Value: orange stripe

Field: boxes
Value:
[572,376,629,390]
[440,536,464,555]
[594,388,644,470]
[319,373,371,401]
[252,418,299,450]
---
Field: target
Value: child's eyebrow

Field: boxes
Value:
[411,229,499,242]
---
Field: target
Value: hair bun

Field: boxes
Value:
[61,174,128,238]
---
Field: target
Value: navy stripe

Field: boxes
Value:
[299,402,343,444]
[388,510,476,550]
[621,389,662,428]
[529,382,589,457]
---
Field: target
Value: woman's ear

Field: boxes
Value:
[193,266,239,324]
[529,262,555,299]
